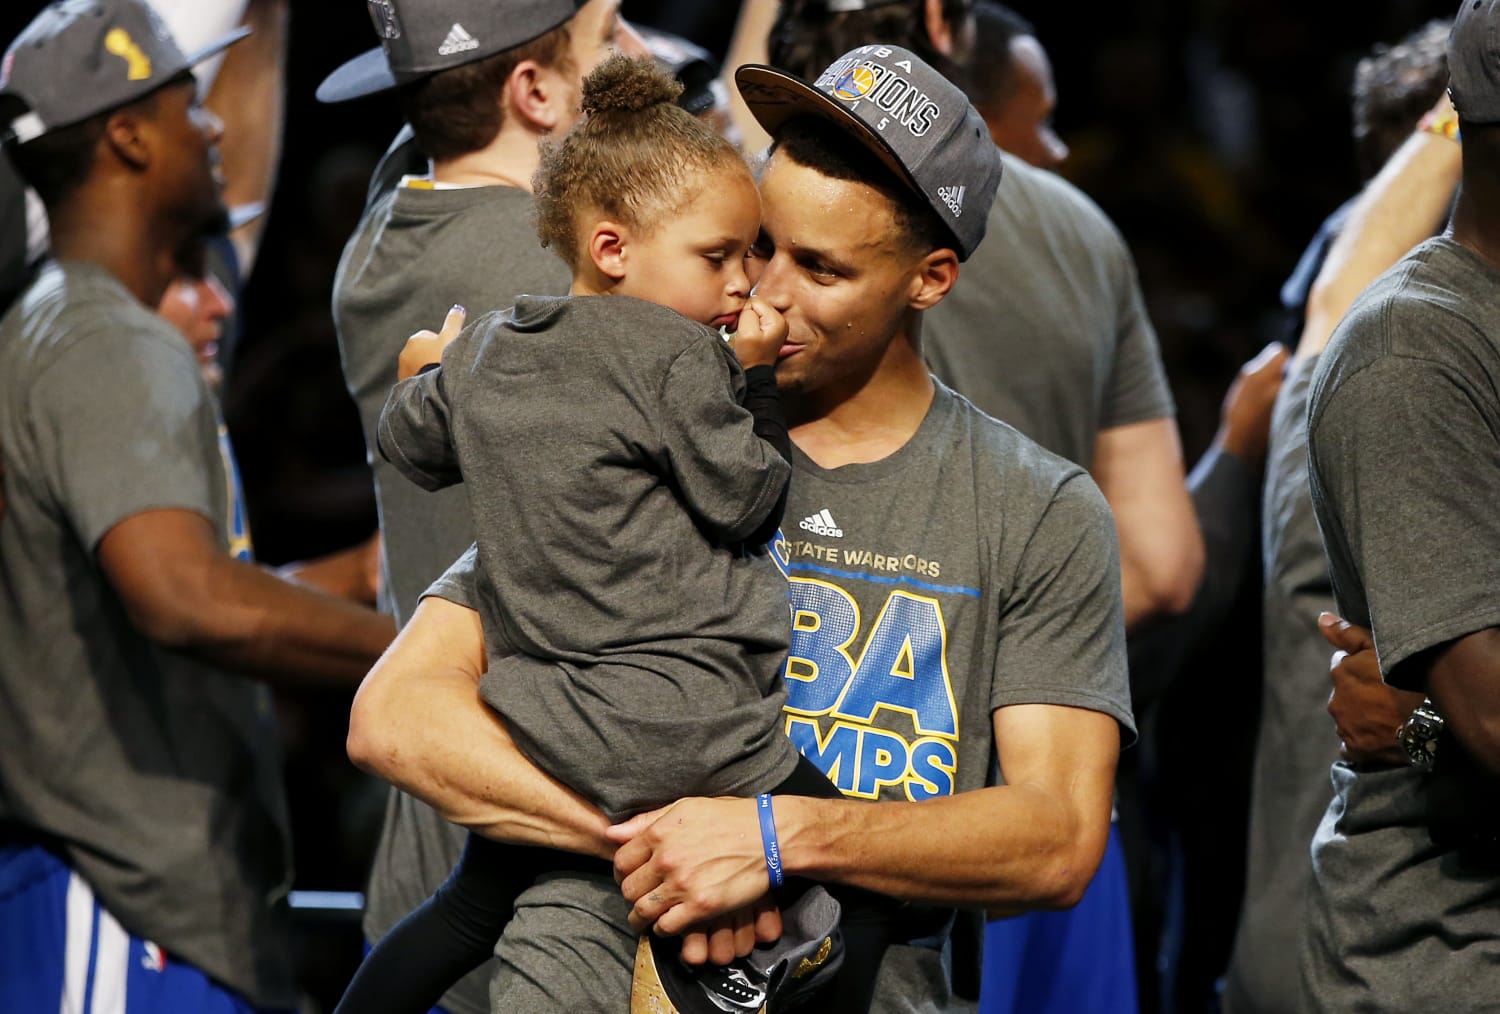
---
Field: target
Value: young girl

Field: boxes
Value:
[335,56,895,1014]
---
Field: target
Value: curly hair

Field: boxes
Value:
[1352,19,1451,180]
[532,54,748,269]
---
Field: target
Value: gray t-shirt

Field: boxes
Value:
[1222,355,1339,1014]
[0,261,294,1006]
[1302,236,1500,1010]
[380,294,799,819]
[924,154,1174,468]
[425,381,1134,1013]
[332,131,569,1014]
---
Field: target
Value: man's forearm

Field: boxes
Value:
[778,782,1105,910]
[347,594,615,858]
[192,555,393,687]
[1298,111,1462,360]
[1094,419,1205,631]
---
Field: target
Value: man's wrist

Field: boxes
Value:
[1418,107,1462,143]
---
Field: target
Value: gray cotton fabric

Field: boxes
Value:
[1221,354,1340,1014]
[424,380,1133,1012]
[332,127,569,1014]
[1301,236,1500,1010]
[0,261,295,1006]
[923,154,1174,468]
[380,294,800,820]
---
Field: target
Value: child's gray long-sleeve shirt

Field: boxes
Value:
[379,294,800,817]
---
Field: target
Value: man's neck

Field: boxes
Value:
[431,125,544,190]
[788,332,936,469]
[47,183,179,307]
[1451,179,1500,274]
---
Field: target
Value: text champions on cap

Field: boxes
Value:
[815,45,942,137]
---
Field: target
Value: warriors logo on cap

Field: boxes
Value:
[833,66,875,101]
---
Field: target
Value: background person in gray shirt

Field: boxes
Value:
[1302,5,1500,1007]
[0,3,392,1010]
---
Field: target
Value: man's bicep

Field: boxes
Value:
[993,475,1135,738]
[1312,359,1500,684]
[1091,417,1203,620]
[1101,245,1175,429]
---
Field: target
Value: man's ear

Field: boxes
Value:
[925,0,956,57]
[103,109,151,171]
[908,247,960,310]
[587,220,630,281]
[506,59,571,134]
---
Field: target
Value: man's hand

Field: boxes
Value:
[1320,612,1425,765]
[729,297,786,370]
[1212,342,1287,463]
[608,797,774,937]
[397,304,465,381]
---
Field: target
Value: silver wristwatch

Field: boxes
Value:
[1397,699,1444,772]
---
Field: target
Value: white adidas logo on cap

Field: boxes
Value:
[937,184,966,218]
[438,23,479,56]
[799,509,843,538]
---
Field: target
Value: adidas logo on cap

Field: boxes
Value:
[799,509,843,538]
[438,23,479,56]
[937,184,966,218]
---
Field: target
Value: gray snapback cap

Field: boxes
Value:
[0,0,249,145]
[317,0,582,104]
[1450,0,1500,125]
[737,44,1002,260]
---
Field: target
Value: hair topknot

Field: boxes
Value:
[580,54,683,116]
[533,53,748,271]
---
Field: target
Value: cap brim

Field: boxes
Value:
[316,46,399,104]
[735,63,924,207]
[228,202,264,230]
[183,25,253,70]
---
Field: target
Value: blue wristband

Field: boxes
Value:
[757,793,785,889]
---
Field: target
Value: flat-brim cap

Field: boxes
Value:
[1,0,248,144]
[736,44,1002,260]
[317,0,580,103]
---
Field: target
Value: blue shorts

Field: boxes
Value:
[979,825,1138,1014]
[0,845,290,1014]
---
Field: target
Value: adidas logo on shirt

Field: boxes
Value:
[937,184,966,218]
[800,509,843,538]
[438,23,479,56]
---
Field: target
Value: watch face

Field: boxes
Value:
[1399,706,1443,772]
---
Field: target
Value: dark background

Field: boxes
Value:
[0,1,1462,1010]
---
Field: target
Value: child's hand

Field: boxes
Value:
[397,304,465,381]
[730,297,786,370]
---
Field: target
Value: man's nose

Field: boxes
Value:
[203,276,234,322]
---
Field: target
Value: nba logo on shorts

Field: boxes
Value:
[141,941,166,973]
[834,66,875,101]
